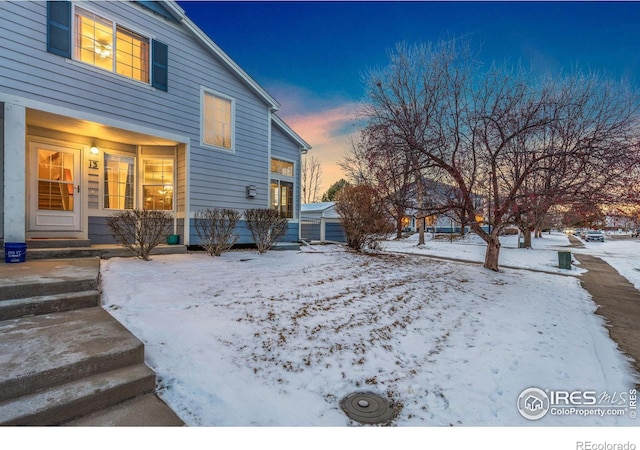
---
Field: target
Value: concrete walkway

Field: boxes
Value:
[0,257,183,426]
[573,253,640,384]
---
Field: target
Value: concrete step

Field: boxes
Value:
[0,257,100,301]
[0,290,100,321]
[0,363,156,425]
[0,307,145,402]
[64,393,184,426]
[27,244,187,260]
[26,239,92,249]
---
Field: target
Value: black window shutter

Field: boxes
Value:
[151,40,168,92]
[47,1,72,58]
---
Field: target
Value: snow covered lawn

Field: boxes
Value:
[100,232,637,427]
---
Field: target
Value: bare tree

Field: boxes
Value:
[361,40,640,271]
[335,184,395,251]
[340,127,420,239]
[509,74,640,247]
[301,154,323,204]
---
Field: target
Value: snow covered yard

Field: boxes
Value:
[100,233,637,427]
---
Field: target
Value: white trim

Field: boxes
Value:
[200,87,236,153]
[3,104,27,242]
[266,107,272,209]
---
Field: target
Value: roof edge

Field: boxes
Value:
[272,114,311,151]
[163,1,280,111]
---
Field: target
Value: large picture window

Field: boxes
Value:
[74,7,149,83]
[270,158,295,219]
[202,90,234,150]
[104,153,135,209]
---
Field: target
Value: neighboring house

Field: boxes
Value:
[300,202,346,243]
[401,178,486,234]
[0,1,310,249]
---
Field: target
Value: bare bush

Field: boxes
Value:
[194,208,240,256]
[335,184,395,251]
[106,210,173,261]
[245,208,289,253]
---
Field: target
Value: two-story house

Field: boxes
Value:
[0,1,310,251]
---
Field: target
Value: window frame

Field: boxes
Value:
[141,157,176,211]
[201,87,236,152]
[72,5,152,85]
[270,157,296,220]
[103,151,137,211]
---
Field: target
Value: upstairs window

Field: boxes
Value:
[74,7,149,83]
[47,2,168,91]
[202,89,234,150]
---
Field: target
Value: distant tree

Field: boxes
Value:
[562,203,606,229]
[322,178,349,202]
[340,130,419,239]
[301,155,323,203]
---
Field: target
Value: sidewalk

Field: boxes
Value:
[573,253,640,385]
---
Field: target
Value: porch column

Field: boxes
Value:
[3,103,26,243]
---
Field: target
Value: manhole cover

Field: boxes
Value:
[339,391,397,424]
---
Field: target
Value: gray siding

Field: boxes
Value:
[271,122,302,221]
[188,218,299,247]
[0,1,274,213]
[0,103,3,241]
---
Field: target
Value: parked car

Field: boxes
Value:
[585,230,605,242]
[632,229,640,238]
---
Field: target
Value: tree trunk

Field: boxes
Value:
[396,215,403,239]
[459,218,467,236]
[523,228,532,248]
[484,233,501,271]
[418,217,425,245]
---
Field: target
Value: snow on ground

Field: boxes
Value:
[100,232,638,428]
[382,230,581,274]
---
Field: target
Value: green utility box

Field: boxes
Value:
[558,251,572,270]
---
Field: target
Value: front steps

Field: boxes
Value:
[25,239,187,260]
[0,258,183,426]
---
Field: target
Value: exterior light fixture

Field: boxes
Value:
[90,145,99,155]
[246,185,257,198]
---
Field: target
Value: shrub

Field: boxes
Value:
[244,208,289,253]
[335,184,395,251]
[106,209,173,261]
[194,208,240,256]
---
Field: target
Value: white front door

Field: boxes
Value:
[29,142,82,231]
